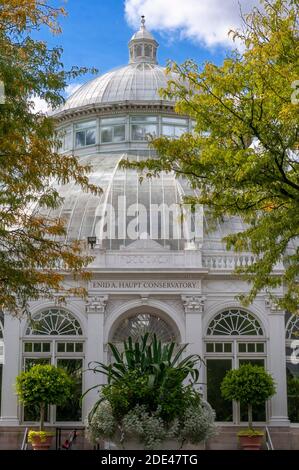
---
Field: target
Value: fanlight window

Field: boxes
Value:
[286,315,299,340]
[26,309,82,336]
[207,309,263,336]
[111,313,177,345]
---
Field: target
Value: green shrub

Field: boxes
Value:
[221,364,276,430]
[86,334,217,449]
[16,364,73,430]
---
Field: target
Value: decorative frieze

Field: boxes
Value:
[86,295,108,314]
[181,295,206,314]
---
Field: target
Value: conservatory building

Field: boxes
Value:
[0,19,299,449]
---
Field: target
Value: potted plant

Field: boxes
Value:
[86,333,216,450]
[221,363,276,450]
[16,364,73,450]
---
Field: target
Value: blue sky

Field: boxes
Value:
[31,0,261,91]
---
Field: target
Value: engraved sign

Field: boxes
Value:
[90,279,201,291]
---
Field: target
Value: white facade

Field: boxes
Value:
[0,19,297,432]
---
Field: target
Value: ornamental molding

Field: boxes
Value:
[55,102,176,124]
[181,295,206,314]
[86,295,108,314]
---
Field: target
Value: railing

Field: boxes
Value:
[265,426,274,450]
[202,253,257,270]
[21,427,29,450]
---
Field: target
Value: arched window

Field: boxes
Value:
[144,44,152,58]
[285,314,299,423]
[205,309,266,424]
[134,44,142,57]
[23,308,84,424]
[111,313,177,346]
[206,309,264,336]
[26,308,82,336]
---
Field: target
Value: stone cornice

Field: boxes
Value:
[53,101,177,124]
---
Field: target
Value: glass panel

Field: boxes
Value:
[56,359,83,422]
[24,343,32,353]
[75,120,96,129]
[239,359,266,421]
[101,117,126,124]
[75,131,85,148]
[224,343,232,353]
[113,125,125,142]
[206,359,233,421]
[206,343,214,353]
[86,129,96,146]
[238,343,247,353]
[101,127,113,143]
[42,343,50,353]
[215,343,223,353]
[174,126,187,137]
[256,343,265,353]
[57,342,65,353]
[162,125,174,137]
[33,343,42,353]
[132,124,157,140]
[75,343,83,353]
[248,343,255,353]
[66,343,74,353]
[135,45,142,57]
[23,358,51,422]
[162,117,188,124]
[286,363,299,422]
[131,116,157,122]
[144,44,152,57]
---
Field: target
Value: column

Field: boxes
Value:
[266,298,290,426]
[83,295,108,424]
[0,315,21,426]
[182,295,206,393]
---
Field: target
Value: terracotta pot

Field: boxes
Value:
[30,434,53,451]
[239,434,264,450]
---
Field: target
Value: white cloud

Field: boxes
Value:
[30,95,51,114]
[29,83,82,115]
[65,83,82,98]
[125,0,260,47]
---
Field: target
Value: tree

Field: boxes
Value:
[221,364,275,430]
[0,1,100,315]
[16,364,73,430]
[123,0,299,312]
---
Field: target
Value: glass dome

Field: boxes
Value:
[48,18,246,252]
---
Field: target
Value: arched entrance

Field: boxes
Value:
[108,306,181,352]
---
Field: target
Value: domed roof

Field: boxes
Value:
[39,154,194,251]
[57,63,174,112]
[54,17,176,114]
[130,15,157,42]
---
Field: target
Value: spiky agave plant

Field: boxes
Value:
[85,333,202,420]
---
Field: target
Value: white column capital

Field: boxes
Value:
[86,295,108,314]
[265,296,284,314]
[182,295,206,314]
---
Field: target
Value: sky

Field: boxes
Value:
[32,0,261,111]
